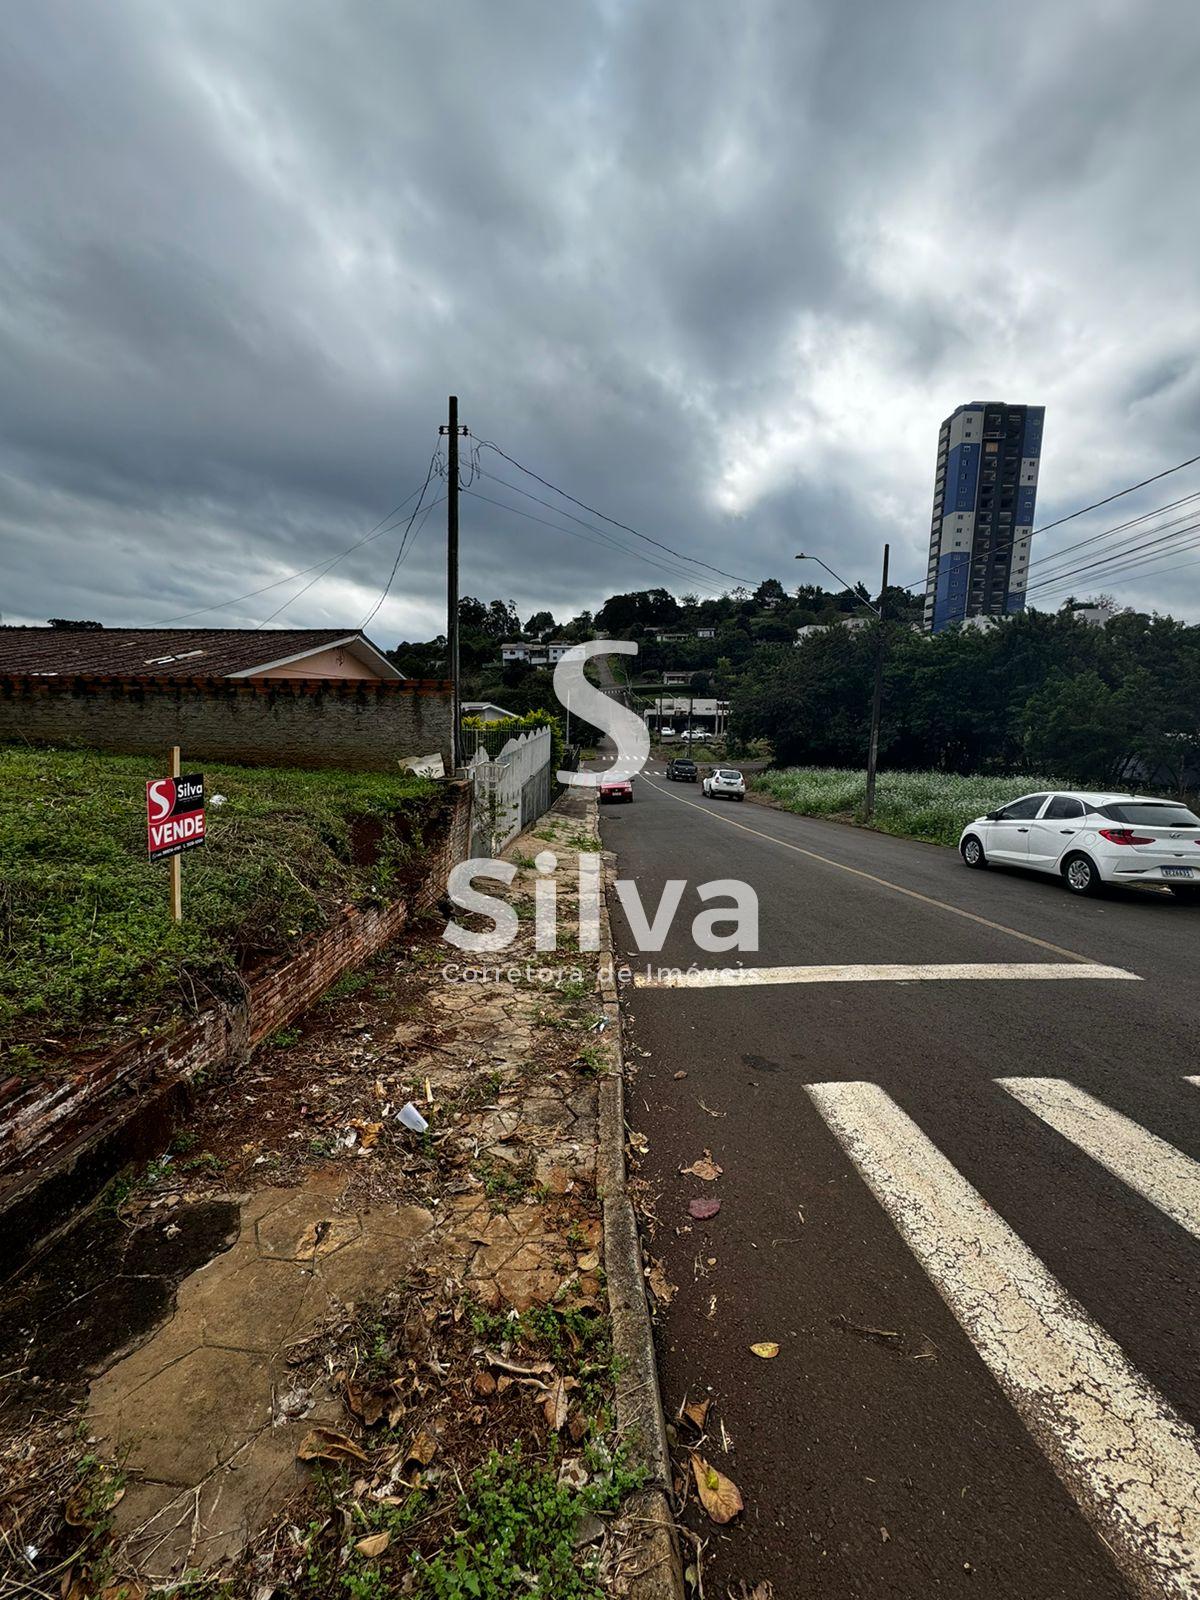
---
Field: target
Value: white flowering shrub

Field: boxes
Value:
[754,767,1065,846]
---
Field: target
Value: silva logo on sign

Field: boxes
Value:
[146,773,206,861]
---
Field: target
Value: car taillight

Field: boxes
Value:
[1098,828,1154,846]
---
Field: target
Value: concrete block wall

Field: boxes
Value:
[0,674,453,772]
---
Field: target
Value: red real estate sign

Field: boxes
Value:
[146,773,206,861]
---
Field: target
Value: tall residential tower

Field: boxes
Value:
[923,402,1045,632]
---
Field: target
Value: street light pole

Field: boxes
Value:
[796,546,888,822]
[864,543,889,821]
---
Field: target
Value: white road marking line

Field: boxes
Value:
[634,961,1138,989]
[999,1078,1200,1242]
[807,1080,1200,1600]
[1187,1078,1200,1090]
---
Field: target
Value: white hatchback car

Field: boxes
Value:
[703,768,746,801]
[959,791,1200,898]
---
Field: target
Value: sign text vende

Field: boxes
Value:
[146,773,206,862]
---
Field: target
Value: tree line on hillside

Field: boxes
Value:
[387,579,921,706]
[731,609,1200,791]
[386,584,1199,790]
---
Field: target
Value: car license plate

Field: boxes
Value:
[1163,866,1194,878]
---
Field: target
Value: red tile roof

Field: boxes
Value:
[0,627,394,680]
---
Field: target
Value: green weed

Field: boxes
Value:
[414,1444,642,1600]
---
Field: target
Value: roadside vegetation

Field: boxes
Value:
[0,745,437,1066]
[754,767,1067,846]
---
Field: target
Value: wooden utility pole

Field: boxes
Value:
[441,396,466,771]
[864,543,889,821]
[169,744,182,923]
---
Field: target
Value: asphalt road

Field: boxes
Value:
[598,769,1200,1600]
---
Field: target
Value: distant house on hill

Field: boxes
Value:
[499,639,574,667]
[794,615,873,644]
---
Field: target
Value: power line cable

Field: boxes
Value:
[1027,490,1200,572]
[474,463,743,593]
[473,437,757,587]
[1028,531,1200,601]
[156,482,429,625]
[461,485,731,594]
[359,450,444,630]
[1025,515,1200,595]
[1025,451,1200,540]
[899,450,1200,592]
[465,475,732,590]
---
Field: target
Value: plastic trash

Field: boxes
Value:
[397,1102,429,1134]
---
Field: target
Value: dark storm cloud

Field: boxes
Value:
[2,0,1199,641]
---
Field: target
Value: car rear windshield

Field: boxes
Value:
[1095,803,1200,826]
[716,770,742,779]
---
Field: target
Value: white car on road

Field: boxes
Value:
[959,790,1200,898]
[702,768,746,802]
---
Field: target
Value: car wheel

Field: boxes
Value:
[961,835,987,869]
[737,793,745,801]
[1063,853,1101,896]
[1169,884,1200,903]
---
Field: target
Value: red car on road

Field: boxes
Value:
[599,776,634,804]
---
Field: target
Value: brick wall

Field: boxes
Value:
[0,781,472,1253]
[0,674,453,772]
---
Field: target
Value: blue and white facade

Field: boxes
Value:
[923,402,1045,633]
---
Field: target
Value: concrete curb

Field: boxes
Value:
[591,796,684,1600]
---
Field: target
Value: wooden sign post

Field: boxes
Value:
[169,746,182,924]
[146,749,206,923]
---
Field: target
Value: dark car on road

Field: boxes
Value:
[666,757,698,782]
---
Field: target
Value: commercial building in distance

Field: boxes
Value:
[923,402,1045,632]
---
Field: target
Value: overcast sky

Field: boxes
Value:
[3,0,1199,644]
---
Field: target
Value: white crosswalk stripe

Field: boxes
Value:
[808,1079,1200,1599]
[1000,1077,1200,1241]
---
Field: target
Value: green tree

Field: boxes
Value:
[1018,671,1127,785]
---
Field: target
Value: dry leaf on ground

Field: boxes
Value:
[355,1532,390,1557]
[749,1341,780,1359]
[680,1150,722,1182]
[647,1260,677,1307]
[345,1379,386,1425]
[682,1397,711,1429]
[405,1430,438,1468]
[297,1427,368,1465]
[576,1250,600,1272]
[543,1376,570,1432]
[689,1197,721,1220]
[690,1453,744,1524]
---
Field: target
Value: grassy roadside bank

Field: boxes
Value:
[752,766,1067,847]
[1,745,437,1069]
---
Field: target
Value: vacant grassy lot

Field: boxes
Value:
[0,746,437,1067]
[753,766,1067,847]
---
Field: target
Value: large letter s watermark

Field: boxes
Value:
[555,641,649,785]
